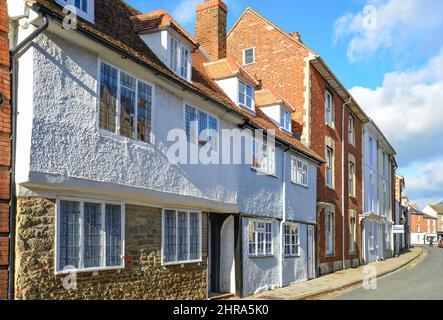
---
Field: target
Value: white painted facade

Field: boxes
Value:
[361,121,394,264]
[11,8,319,298]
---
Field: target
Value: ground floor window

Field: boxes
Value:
[249,220,273,257]
[56,199,124,273]
[162,209,202,264]
[349,212,356,254]
[284,223,300,257]
[326,211,334,256]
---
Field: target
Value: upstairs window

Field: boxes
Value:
[185,105,219,152]
[325,91,334,127]
[280,108,292,132]
[239,81,254,110]
[170,37,191,81]
[349,114,355,146]
[58,0,95,22]
[243,47,255,65]
[349,160,356,197]
[252,138,275,176]
[291,157,308,187]
[99,62,153,144]
[326,146,334,188]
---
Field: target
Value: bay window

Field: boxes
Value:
[56,199,124,273]
[99,62,153,143]
[249,220,273,257]
[162,210,202,264]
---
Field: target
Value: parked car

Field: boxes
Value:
[438,239,443,248]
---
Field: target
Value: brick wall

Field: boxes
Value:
[15,198,208,300]
[195,0,227,61]
[227,9,309,137]
[0,0,10,301]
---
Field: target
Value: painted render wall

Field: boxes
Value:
[282,223,308,287]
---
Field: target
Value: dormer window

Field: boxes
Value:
[239,81,254,110]
[170,37,191,81]
[280,108,291,132]
[57,0,94,23]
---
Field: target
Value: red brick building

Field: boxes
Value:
[0,0,10,300]
[226,7,369,274]
[410,205,437,245]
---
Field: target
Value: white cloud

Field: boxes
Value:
[350,47,443,207]
[334,0,443,62]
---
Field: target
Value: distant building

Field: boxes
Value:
[410,205,437,245]
[423,202,443,242]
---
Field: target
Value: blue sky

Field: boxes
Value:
[126,0,443,209]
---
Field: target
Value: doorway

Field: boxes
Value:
[307,225,316,279]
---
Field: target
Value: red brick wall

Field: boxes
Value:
[195,0,227,61]
[0,0,10,301]
[227,9,309,137]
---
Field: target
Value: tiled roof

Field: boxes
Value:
[130,10,198,47]
[33,0,323,163]
[255,89,296,112]
[429,204,443,214]
[203,57,260,86]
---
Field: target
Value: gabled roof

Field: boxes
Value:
[130,9,198,48]
[203,57,260,86]
[255,89,296,112]
[429,203,443,214]
[32,0,323,164]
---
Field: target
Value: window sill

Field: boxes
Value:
[281,128,293,135]
[325,123,335,130]
[55,265,125,275]
[284,255,301,259]
[98,128,153,148]
[249,255,275,259]
[251,167,278,178]
[162,259,203,267]
[291,181,309,189]
[239,104,256,115]
[326,185,335,191]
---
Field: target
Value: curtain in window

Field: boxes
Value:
[84,203,102,268]
[59,200,81,270]
[105,205,122,266]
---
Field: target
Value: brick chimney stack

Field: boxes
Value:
[195,0,227,61]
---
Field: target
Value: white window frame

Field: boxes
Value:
[249,220,273,257]
[326,146,334,188]
[169,36,191,81]
[243,47,255,65]
[417,223,421,233]
[349,114,355,146]
[57,0,95,23]
[280,107,292,133]
[325,90,334,127]
[291,157,309,187]
[183,103,220,152]
[161,209,203,266]
[97,59,155,145]
[326,211,334,256]
[349,212,356,254]
[283,223,300,258]
[55,197,125,275]
[349,160,356,198]
[238,80,255,110]
[252,137,276,176]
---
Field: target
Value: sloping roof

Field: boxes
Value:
[255,89,296,112]
[429,203,443,214]
[203,57,260,86]
[130,9,198,48]
[33,0,322,163]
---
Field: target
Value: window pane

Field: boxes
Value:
[208,116,219,152]
[137,82,152,143]
[244,48,254,64]
[249,221,256,255]
[198,110,208,146]
[59,200,81,270]
[177,212,188,261]
[164,210,176,263]
[120,72,136,139]
[170,38,178,72]
[181,48,189,78]
[99,63,118,133]
[185,105,197,143]
[189,212,200,260]
[84,203,102,268]
[105,205,122,267]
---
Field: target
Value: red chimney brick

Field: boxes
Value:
[195,0,227,61]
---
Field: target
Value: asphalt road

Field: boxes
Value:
[333,246,443,300]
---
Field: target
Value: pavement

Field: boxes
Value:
[333,246,443,300]
[244,246,425,300]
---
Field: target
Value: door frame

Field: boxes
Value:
[307,225,316,279]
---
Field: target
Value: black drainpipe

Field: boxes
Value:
[8,8,49,300]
